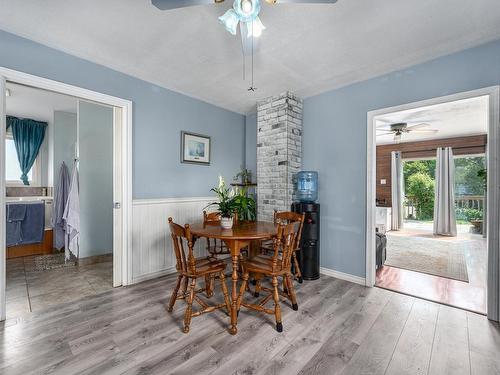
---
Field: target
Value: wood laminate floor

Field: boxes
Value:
[376,223,486,314]
[1,273,499,375]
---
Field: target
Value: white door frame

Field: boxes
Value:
[365,86,500,321]
[0,67,133,321]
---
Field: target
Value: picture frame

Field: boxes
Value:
[181,131,211,165]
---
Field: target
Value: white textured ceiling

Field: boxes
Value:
[6,83,77,124]
[1,0,500,114]
[375,95,488,145]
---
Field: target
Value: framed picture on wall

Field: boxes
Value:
[181,131,211,165]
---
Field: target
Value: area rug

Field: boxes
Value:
[33,253,76,271]
[385,234,469,282]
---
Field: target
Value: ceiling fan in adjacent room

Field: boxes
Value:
[152,0,338,91]
[376,121,439,143]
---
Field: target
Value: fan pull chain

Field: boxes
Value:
[240,27,246,81]
[248,21,256,91]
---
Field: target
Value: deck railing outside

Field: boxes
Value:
[404,195,485,220]
[455,195,485,210]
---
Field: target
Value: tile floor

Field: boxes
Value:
[6,256,113,320]
[376,221,487,313]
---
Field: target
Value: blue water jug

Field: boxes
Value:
[296,171,318,202]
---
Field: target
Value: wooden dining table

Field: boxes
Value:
[190,220,278,335]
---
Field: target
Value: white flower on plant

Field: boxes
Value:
[218,175,225,189]
[229,188,235,198]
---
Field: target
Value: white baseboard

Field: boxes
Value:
[320,267,366,286]
[132,267,177,284]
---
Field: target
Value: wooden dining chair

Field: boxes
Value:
[168,217,232,333]
[261,211,305,283]
[203,211,231,258]
[236,221,299,332]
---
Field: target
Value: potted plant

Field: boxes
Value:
[234,167,252,185]
[232,186,256,222]
[207,176,236,229]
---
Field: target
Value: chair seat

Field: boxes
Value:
[182,257,226,277]
[242,254,286,275]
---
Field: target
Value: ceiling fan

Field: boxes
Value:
[152,0,338,37]
[152,0,338,10]
[152,0,338,91]
[376,121,439,143]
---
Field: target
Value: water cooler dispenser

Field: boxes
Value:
[292,171,320,280]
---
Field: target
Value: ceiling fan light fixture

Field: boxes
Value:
[235,0,260,22]
[241,0,253,14]
[247,16,265,37]
[394,133,402,143]
[220,0,263,36]
[219,8,240,35]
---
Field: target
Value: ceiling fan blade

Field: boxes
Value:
[376,132,394,136]
[406,123,430,130]
[266,0,337,3]
[152,0,224,10]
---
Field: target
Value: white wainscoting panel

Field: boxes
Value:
[132,197,213,284]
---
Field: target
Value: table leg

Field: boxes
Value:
[229,251,239,335]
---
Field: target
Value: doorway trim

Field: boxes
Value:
[0,67,133,321]
[365,86,500,321]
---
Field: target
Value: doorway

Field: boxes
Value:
[0,68,132,321]
[366,87,500,320]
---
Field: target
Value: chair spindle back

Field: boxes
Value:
[203,210,239,226]
[274,211,305,252]
[203,210,221,225]
[168,217,196,274]
[272,222,298,272]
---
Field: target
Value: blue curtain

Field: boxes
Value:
[6,116,47,185]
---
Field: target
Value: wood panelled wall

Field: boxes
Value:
[376,135,487,207]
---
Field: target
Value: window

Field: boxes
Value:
[454,155,486,196]
[5,134,38,185]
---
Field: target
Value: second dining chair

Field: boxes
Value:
[168,217,232,333]
[203,210,231,258]
[236,221,299,332]
[261,211,305,283]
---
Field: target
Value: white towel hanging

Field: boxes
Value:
[63,162,80,261]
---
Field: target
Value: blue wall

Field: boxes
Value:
[53,111,77,183]
[0,30,245,199]
[303,39,500,278]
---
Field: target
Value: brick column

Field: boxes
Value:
[257,92,303,221]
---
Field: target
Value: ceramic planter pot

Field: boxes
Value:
[220,216,233,229]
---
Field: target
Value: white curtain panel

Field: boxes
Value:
[434,147,457,236]
[391,151,404,230]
